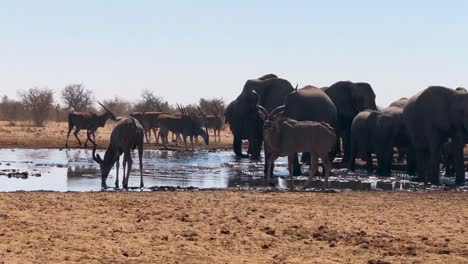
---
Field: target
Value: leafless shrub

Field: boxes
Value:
[61,84,94,111]
[199,98,225,116]
[133,89,171,112]
[0,95,28,121]
[102,96,132,117]
[18,87,54,126]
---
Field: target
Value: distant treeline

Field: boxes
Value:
[0,84,225,126]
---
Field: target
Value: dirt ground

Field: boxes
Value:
[0,121,233,150]
[0,191,465,263]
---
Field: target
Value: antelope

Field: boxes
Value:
[197,106,223,142]
[158,106,209,150]
[88,116,144,189]
[65,102,116,148]
[254,91,336,190]
[131,111,176,144]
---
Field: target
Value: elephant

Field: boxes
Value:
[440,87,468,177]
[403,86,468,185]
[323,81,377,162]
[349,106,411,176]
[348,110,375,173]
[375,106,411,175]
[386,98,413,168]
[225,74,294,160]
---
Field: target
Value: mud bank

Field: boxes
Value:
[0,191,466,263]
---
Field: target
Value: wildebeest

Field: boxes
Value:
[88,116,144,189]
[65,102,116,148]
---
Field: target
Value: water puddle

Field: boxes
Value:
[0,149,465,192]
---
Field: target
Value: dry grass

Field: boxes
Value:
[0,121,233,150]
[0,191,466,263]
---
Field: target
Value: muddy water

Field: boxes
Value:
[0,149,465,192]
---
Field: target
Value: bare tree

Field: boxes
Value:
[61,84,93,111]
[102,96,132,117]
[19,87,54,126]
[199,98,225,116]
[133,89,171,112]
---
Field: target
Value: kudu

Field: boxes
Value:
[88,116,144,189]
[65,102,117,148]
[254,91,336,190]
[158,105,209,150]
[197,106,223,142]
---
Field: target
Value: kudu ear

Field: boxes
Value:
[257,109,267,121]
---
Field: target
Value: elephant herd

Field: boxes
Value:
[225,74,468,186]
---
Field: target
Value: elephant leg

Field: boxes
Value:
[293,153,302,176]
[300,152,311,165]
[342,129,351,163]
[406,145,416,176]
[452,133,465,185]
[414,147,428,182]
[365,152,374,174]
[428,138,442,184]
[332,136,342,158]
[233,135,248,158]
[250,137,262,160]
[348,137,357,172]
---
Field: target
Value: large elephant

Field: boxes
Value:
[323,81,377,162]
[225,74,295,159]
[403,86,468,185]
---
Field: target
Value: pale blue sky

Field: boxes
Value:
[0,0,467,107]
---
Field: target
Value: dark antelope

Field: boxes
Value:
[254,91,336,189]
[88,116,144,189]
[65,102,116,147]
[197,106,223,142]
[158,106,209,150]
[130,111,165,143]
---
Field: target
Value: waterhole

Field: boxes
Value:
[0,149,465,192]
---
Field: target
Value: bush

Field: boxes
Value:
[102,96,132,117]
[199,98,225,116]
[61,84,93,111]
[19,87,54,126]
[0,95,28,121]
[133,89,171,112]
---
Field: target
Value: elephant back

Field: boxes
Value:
[283,85,337,127]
